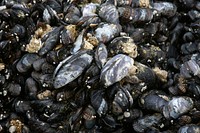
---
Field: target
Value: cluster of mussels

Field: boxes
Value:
[0,0,200,132]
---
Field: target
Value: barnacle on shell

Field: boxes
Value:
[25,24,52,53]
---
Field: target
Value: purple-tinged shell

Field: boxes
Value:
[95,43,108,69]
[16,53,40,73]
[152,2,177,17]
[178,125,200,133]
[100,54,134,87]
[98,3,119,24]
[133,113,163,133]
[90,89,108,116]
[163,97,194,119]
[53,50,93,89]
[95,23,122,43]
[180,59,200,78]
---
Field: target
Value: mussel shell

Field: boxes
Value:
[98,3,119,24]
[64,4,81,24]
[44,0,62,13]
[102,114,118,129]
[95,43,108,69]
[178,125,200,133]
[123,109,143,122]
[116,0,150,8]
[196,2,200,10]
[180,59,200,78]
[28,119,56,133]
[38,26,63,56]
[56,88,75,101]
[179,0,195,8]
[10,24,26,38]
[133,113,163,133]
[41,62,55,74]
[12,99,32,113]
[112,88,133,115]
[134,62,157,87]
[7,82,21,96]
[53,50,93,89]
[46,50,59,64]
[118,7,153,23]
[182,32,195,42]
[163,97,194,119]
[100,54,134,87]
[177,115,192,125]
[16,53,40,73]
[139,90,169,112]
[188,82,200,98]
[25,77,38,99]
[43,5,59,25]
[95,23,122,43]
[152,2,177,17]
[90,89,108,116]
[83,105,96,129]
[108,36,137,58]
[33,58,46,71]
[181,43,197,55]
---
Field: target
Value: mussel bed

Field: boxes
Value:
[0,0,200,133]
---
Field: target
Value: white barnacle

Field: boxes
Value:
[3,90,7,96]
[87,85,91,89]
[141,85,147,92]
[147,59,152,62]
[160,123,165,128]
[43,113,50,118]
[119,93,123,97]
[124,111,131,118]
[58,98,62,101]
[9,125,16,133]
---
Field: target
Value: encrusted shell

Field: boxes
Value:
[25,24,52,53]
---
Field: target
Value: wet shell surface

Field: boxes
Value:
[100,54,134,87]
[1,0,200,132]
[53,50,93,89]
